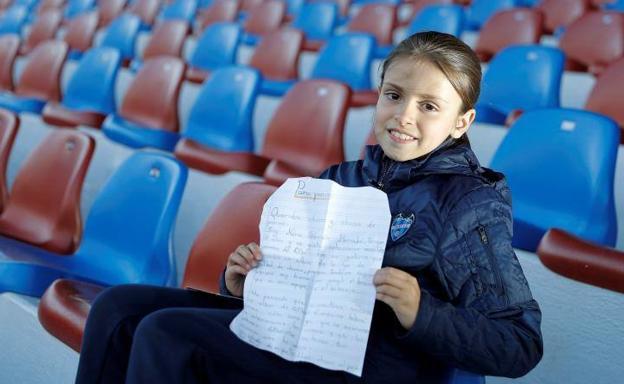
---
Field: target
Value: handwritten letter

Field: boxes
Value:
[230,178,391,376]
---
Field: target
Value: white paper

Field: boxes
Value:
[230,177,391,377]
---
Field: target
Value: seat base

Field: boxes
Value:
[102,114,180,151]
[0,92,46,114]
[42,102,106,128]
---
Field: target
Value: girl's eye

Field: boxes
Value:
[385,92,400,101]
[422,103,437,111]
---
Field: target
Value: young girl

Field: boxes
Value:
[75,32,543,383]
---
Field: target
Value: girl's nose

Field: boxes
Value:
[394,101,417,127]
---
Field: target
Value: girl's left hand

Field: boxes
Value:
[373,267,422,330]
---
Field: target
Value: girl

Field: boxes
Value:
[75,32,542,383]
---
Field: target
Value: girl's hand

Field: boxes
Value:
[224,242,262,297]
[373,267,422,330]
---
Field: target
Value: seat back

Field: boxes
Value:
[466,0,516,30]
[63,11,99,55]
[142,20,189,61]
[15,40,69,102]
[249,27,302,81]
[244,0,285,36]
[0,5,28,35]
[292,2,337,41]
[585,57,624,134]
[262,80,349,172]
[64,0,95,20]
[62,47,122,114]
[0,130,94,254]
[185,66,260,152]
[490,108,619,249]
[182,182,276,293]
[97,0,127,27]
[119,56,185,132]
[537,0,590,35]
[311,33,375,91]
[407,4,465,37]
[100,13,141,61]
[189,22,241,71]
[21,10,62,55]
[475,8,543,61]
[559,11,624,74]
[479,44,564,116]
[0,34,19,91]
[160,0,197,22]
[127,0,160,26]
[195,0,239,33]
[347,4,396,46]
[36,0,64,14]
[0,109,18,213]
[75,151,188,286]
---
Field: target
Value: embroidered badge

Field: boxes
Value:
[390,213,414,241]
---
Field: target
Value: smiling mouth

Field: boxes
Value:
[387,129,417,143]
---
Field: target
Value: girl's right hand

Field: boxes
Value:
[224,242,262,297]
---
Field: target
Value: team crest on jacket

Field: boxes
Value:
[390,213,414,241]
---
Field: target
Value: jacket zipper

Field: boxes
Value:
[374,157,393,191]
[477,225,508,305]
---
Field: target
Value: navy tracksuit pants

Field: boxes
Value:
[74,284,351,384]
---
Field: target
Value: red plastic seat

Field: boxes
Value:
[38,181,276,352]
[240,0,262,14]
[20,10,63,56]
[15,40,68,104]
[559,11,624,75]
[0,0,11,11]
[175,80,350,185]
[243,0,285,38]
[346,3,397,47]
[0,35,19,92]
[35,0,64,15]
[63,11,99,55]
[475,8,543,62]
[0,130,94,254]
[195,0,239,34]
[97,0,127,27]
[537,0,590,35]
[140,20,189,61]
[537,228,624,294]
[248,27,303,82]
[0,109,18,213]
[128,0,161,27]
[585,57,624,142]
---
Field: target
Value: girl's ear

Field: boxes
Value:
[451,109,476,139]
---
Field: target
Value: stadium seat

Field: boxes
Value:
[283,0,303,21]
[490,108,619,251]
[238,0,263,19]
[63,0,95,20]
[0,0,9,10]
[63,11,98,59]
[584,57,624,142]
[0,151,187,298]
[186,22,241,83]
[558,11,624,75]
[42,47,122,129]
[537,228,624,294]
[158,0,198,23]
[194,0,239,34]
[0,130,94,254]
[97,0,127,28]
[127,0,161,29]
[249,27,303,96]
[0,5,29,35]
[400,0,454,27]
[241,0,285,45]
[0,109,18,213]
[603,0,624,10]
[293,2,338,51]
[0,35,19,91]
[311,33,378,107]
[35,0,64,15]
[19,10,63,55]
[474,8,543,62]
[537,0,590,35]
[129,20,189,71]
[177,79,349,184]
[465,0,516,31]
[38,181,273,352]
[102,57,185,151]
[98,13,141,63]
[406,4,464,37]
[346,3,397,58]
[0,40,68,114]
[310,0,350,24]
[476,45,564,125]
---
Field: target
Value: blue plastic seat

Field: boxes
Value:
[158,0,198,22]
[444,368,485,384]
[0,5,28,35]
[490,108,619,251]
[476,44,564,125]
[293,2,338,51]
[186,22,241,83]
[42,47,122,128]
[182,66,260,152]
[98,13,141,62]
[465,0,516,31]
[0,151,188,297]
[407,4,465,37]
[64,0,96,20]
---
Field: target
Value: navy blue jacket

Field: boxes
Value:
[318,137,543,382]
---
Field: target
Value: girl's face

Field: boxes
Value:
[374,57,475,162]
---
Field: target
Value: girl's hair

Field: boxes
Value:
[380,31,482,113]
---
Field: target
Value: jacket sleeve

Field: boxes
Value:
[397,187,543,378]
